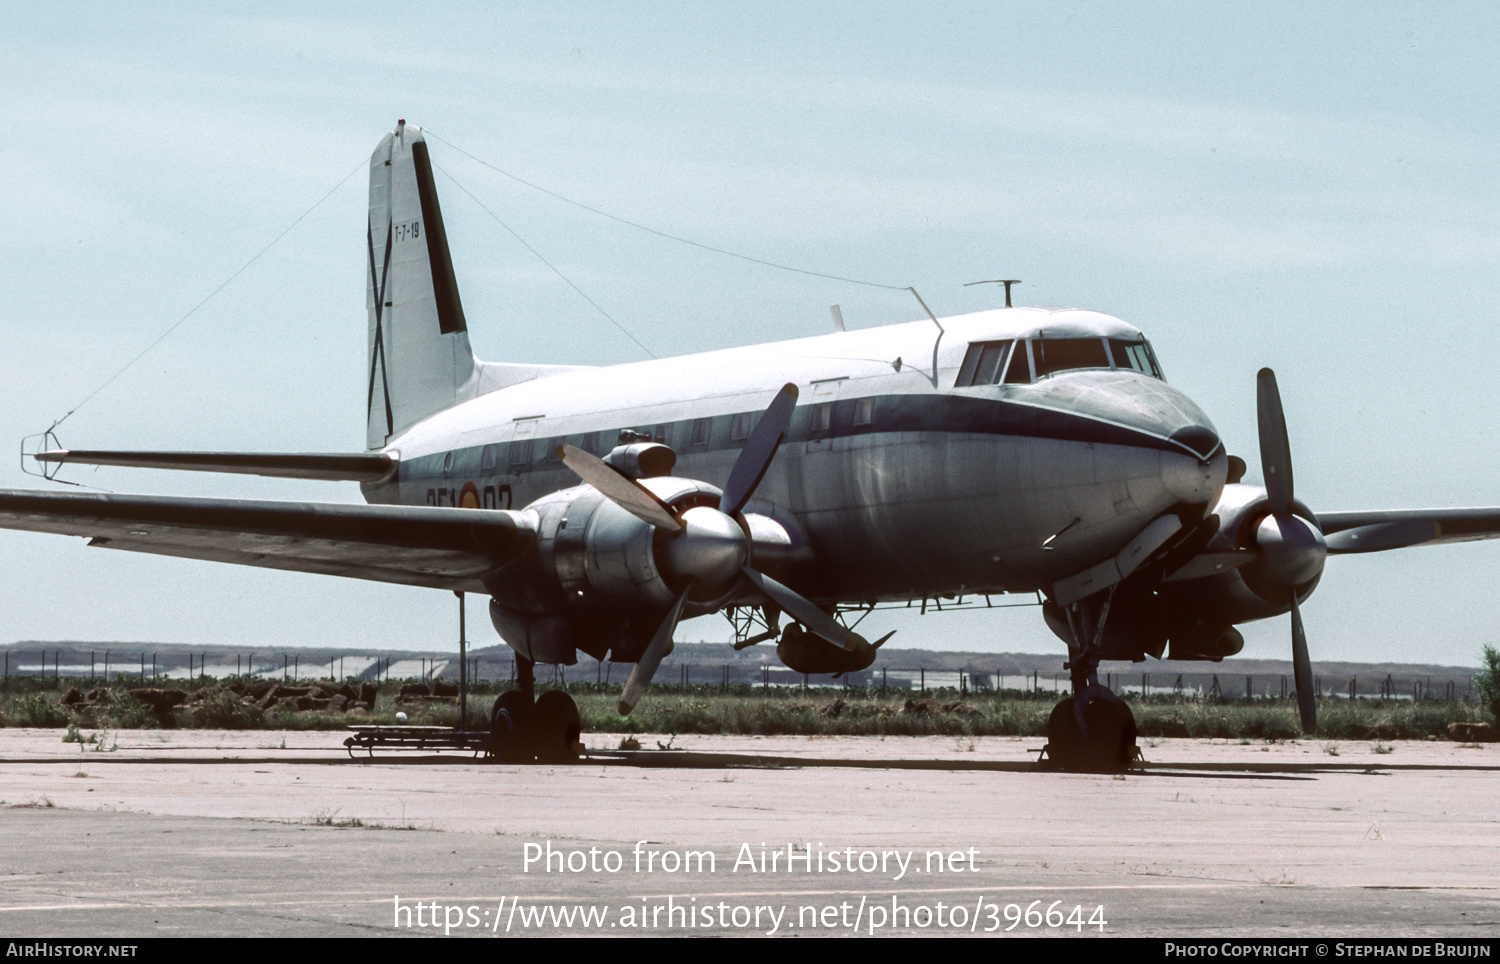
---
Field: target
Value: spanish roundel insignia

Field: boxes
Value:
[460,481,480,509]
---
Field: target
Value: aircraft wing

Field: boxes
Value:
[0,489,532,592]
[1318,508,1500,554]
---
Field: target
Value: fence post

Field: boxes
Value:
[920,668,925,694]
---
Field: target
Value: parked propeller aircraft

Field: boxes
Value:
[7,121,1500,769]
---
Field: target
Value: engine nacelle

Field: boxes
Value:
[1041,483,1328,662]
[487,476,805,664]
[525,476,738,613]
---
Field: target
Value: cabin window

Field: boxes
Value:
[654,423,671,445]
[480,444,499,472]
[853,396,874,427]
[691,418,711,445]
[442,451,455,475]
[811,403,833,433]
[730,412,753,441]
[1032,338,1111,379]
[509,439,531,471]
[1109,339,1162,378]
[955,340,1013,387]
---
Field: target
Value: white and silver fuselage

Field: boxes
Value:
[364,306,1228,605]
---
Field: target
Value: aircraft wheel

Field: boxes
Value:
[1044,696,1136,772]
[489,690,534,763]
[532,691,582,764]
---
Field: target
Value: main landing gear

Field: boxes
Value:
[1042,598,1139,773]
[488,656,583,764]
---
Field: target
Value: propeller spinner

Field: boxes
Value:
[560,383,876,714]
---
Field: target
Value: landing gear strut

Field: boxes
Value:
[1042,597,1139,772]
[487,656,582,764]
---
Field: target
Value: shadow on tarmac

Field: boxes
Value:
[6,746,1499,780]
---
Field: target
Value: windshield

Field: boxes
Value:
[955,336,1164,385]
[1108,339,1162,378]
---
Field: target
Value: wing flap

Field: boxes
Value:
[0,489,531,590]
[33,450,396,483]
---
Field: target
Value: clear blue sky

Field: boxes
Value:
[2,3,1498,667]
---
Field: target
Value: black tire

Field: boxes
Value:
[532,690,582,764]
[489,690,534,763]
[1045,697,1136,772]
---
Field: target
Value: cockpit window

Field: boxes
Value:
[1108,339,1162,377]
[1003,343,1030,383]
[955,340,1013,387]
[957,335,1163,386]
[1032,338,1111,379]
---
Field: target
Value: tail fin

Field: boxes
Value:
[365,121,477,449]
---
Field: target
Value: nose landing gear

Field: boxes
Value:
[1044,693,1138,772]
[1042,597,1140,772]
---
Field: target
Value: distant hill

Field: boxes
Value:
[5,639,1479,698]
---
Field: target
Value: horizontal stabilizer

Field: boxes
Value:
[0,489,532,591]
[34,450,396,483]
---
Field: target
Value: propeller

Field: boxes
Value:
[619,583,691,715]
[1253,368,1327,732]
[560,383,877,713]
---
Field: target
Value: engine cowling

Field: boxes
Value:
[486,476,803,663]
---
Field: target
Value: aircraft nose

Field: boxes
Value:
[1168,424,1222,462]
[1161,425,1225,505]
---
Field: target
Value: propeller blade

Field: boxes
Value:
[559,443,683,533]
[740,566,855,651]
[1291,596,1316,733]
[720,383,798,517]
[1256,368,1294,517]
[619,583,693,715]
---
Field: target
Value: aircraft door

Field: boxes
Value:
[804,378,845,454]
[509,417,540,493]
